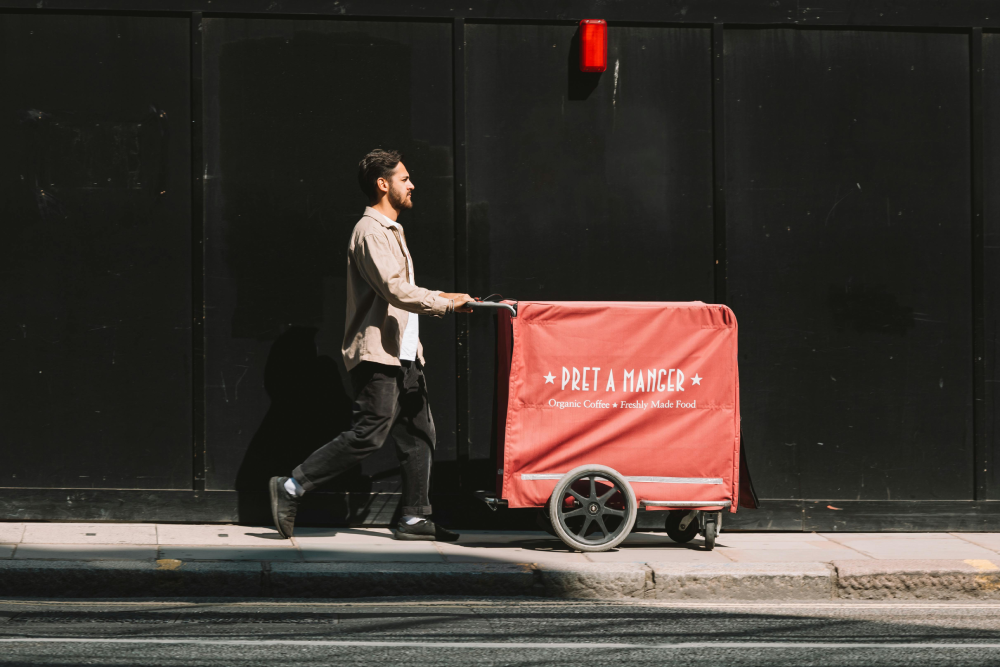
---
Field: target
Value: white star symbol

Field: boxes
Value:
[543,372,555,384]
[691,374,702,386]
[613,402,618,407]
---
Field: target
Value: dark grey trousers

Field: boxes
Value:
[292,360,435,516]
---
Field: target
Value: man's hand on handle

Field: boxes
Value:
[440,293,475,313]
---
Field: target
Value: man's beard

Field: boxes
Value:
[389,187,413,210]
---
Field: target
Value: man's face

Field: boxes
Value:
[384,162,414,211]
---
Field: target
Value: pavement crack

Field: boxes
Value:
[261,561,273,597]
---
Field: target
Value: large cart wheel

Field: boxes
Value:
[548,465,637,552]
[665,510,700,544]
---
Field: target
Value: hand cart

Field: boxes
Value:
[468,299,756,553]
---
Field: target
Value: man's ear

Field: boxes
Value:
[377,177,389,194]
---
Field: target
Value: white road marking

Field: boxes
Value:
[8,600,1000,610]
[0,638,999,650]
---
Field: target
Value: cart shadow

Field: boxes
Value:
[455,533,721,553]
[291,527,397,540]
[259,525,724,552]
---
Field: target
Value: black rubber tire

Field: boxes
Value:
[704,516,718,550]
[549,464,637,552]
[665,510,700,544]
[535,508,557,537]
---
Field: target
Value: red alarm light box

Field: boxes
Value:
[579,19,607,73]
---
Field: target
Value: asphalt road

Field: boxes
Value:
[1,598,1000,666]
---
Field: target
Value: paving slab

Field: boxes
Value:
[291,528,395,544]
[456,534,568,549]
[298,542,445,562]
[823,532,964,540]
[433,543,589,564]
[583,547,731,563]
[449,530,556,544]
[720,548,870,563]
[715,533,845,549]
[156,524,286,546]
[619,533,684,547]
[950,532,1000,553]
[721,532,834,541]
[822,533,999,560]
[13,545,158,560]
[157,546,304,562]
[0,524,24,544]
[21,523,157,545]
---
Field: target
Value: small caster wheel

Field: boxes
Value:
[665,510,699,544]
[702,512,720,551]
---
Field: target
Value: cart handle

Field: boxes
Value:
[466,300,517,317]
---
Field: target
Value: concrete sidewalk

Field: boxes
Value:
[2,523,1000,600]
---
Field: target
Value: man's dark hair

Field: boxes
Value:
[358,149,402,201]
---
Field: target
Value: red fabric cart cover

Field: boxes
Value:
[497,301,741,512]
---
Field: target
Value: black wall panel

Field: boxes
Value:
[726,29,973,501]
[464,24,715,476]
[202,19,456,503]
[984,32,1000,500]
[0,14,192,489]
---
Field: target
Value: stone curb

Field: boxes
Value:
[650,562,835,600]
[1,558,1000,600]
[833,559,1000,600]
[0,560,263,598]
[532,563,649,599]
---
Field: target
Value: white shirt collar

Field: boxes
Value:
[364,206,401,229]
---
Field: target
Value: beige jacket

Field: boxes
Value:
[342,207,453,370]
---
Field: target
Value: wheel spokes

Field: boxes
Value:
[556,471,633,546]
[597,486,617,504]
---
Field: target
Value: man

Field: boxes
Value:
[269,149,473,541]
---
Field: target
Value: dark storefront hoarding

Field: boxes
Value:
[0,1,998,530]
[728,29,974,507]
[200,18,456,524]
[0,14,193,490]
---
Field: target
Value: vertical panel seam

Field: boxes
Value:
[191,11,206,493]
[972,27,987,500]
[453,17,470,485]
[712,23,727,306]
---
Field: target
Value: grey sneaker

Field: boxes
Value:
[269,476,301,539]
[391,518,459,542]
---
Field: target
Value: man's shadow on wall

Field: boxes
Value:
[235,326,368,524]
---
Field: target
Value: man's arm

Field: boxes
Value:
[355,232,472,316]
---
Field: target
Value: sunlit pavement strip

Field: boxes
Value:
[0,638,998,649]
